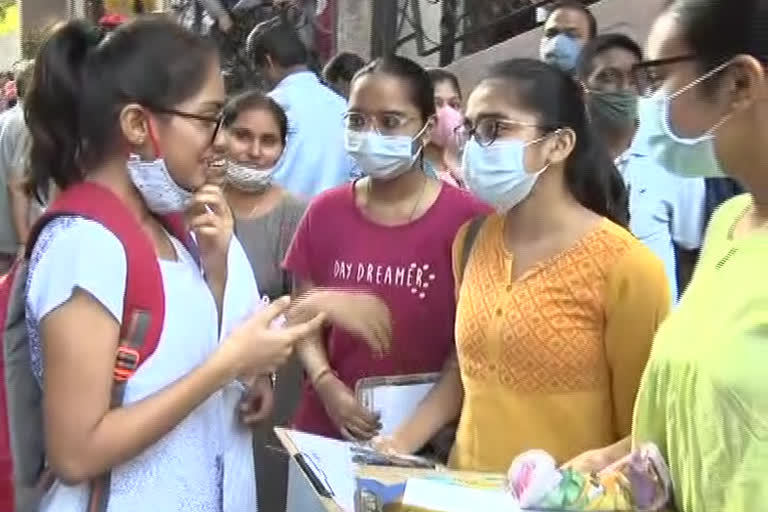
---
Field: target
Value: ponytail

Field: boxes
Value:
[564,124,629,227]
[25,20,103,202]
[24,16,217,204]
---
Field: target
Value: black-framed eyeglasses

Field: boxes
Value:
[454,118,549,148]
[631,54,697,97]
[151,107,225,144]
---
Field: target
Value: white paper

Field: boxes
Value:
[402,478,520,512]
[361,382,435,436]
[287,430,357,512]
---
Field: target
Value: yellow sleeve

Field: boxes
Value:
[604,244,670,438]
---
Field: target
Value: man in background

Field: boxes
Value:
[540,0,597,74]
[323,52,365,99]
[577,34,705,301]
[247,17,355,197]
[0,61,37,273]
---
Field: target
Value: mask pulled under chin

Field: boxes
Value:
[225,160,277,193]
[126,154,194,214]
[345,129,424,180]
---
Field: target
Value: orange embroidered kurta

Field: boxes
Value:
[449,214,670,472]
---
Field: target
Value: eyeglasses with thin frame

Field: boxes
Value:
[343,111,419,135]
[151,107,225,145]
[630,55,697,97]
[454,118,548,148]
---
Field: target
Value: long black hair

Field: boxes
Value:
[25,16,218,202]
[486,58,629,227]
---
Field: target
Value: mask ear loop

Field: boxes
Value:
[146,118,163,159]
[525,128,563,175]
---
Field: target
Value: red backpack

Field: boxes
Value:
[0,182,197,512]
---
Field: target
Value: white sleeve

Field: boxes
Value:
[668,175,707,250]
[219,234,260,340]
[27,218,127,325]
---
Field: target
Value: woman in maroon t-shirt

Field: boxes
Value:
[283,55,489,440]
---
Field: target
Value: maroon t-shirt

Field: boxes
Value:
[283,182,490,437]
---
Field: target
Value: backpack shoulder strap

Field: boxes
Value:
[32,182,167,512]
[32,182,165,370]
[458,215,487,286]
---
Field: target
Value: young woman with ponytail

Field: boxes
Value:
[376,59,670,473]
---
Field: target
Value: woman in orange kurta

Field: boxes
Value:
[376,59,670,472]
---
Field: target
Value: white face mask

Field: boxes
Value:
[344,125,426,180]
[127,154,194,214]
[225,157,279,192]
[462,136,550,212]
[635,60,733,178]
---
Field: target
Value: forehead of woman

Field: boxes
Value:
[231,106,279,131]
[465,79,540,124]
[348,72,423,116]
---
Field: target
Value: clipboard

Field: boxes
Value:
[355,373,440,437]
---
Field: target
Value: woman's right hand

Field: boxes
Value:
[221,296,325,377]
[315,374,381,441]
[318,290,393,358]
[371,434,412,456]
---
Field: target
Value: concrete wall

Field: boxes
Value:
[19,0,68,56]
[446,0,668,96]
[0,32,21,70]
[336,0,373,59]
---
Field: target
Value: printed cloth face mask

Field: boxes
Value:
[635,60,734,178]
[225,152,283,193]
[345,124,428,180]
[127,122,194,214]
[462,134,552,212]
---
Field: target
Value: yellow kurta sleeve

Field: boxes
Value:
[604,244,670,438]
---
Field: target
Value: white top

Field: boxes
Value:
[616,138,706,302]
[26,216,259,512]
[269,71,358,198]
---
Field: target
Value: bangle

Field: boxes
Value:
[311,367,336,388]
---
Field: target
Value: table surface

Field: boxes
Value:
[275,428,505,512]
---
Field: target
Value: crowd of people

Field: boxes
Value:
[0,0,764,511]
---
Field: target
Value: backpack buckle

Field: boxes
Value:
[114,347,141,381]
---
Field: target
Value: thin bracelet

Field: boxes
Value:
[311,367,336,388]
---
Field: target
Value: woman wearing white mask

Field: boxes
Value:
[21,18,325,511]
[223,91,306,301]
[283,55,490,440]
[376,58,669,473]
[425,68,464,187]
[220,90,306,512]
[567,0,768,509]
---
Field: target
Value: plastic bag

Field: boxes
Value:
[507,443,671,511]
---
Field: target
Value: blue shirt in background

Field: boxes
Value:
[616,137,706,302]
[268,71,357,198]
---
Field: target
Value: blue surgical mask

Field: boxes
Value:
[345,126,426,180]
[540,33,583,73]
[127,154,193,213]
[462,137,550,212]
[635,61,732,178]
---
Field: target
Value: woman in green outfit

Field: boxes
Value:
[565,1,768,511]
